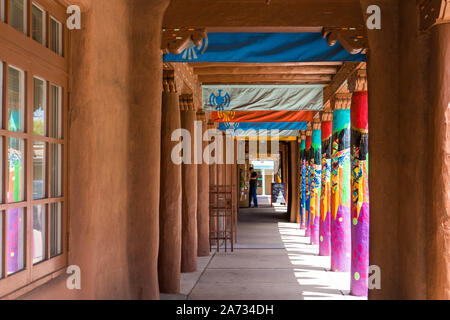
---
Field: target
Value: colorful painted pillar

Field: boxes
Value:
[310,122,321,245]
[331,93,352,272]
[320,114,333,256]
[299,132,307,230]
[305,131,312,237]
[349,70,370,296]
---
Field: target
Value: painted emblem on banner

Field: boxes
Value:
[210,90,239,130]
[181,35,209,60]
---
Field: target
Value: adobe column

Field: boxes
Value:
[310,121,322,245]
[299,131,307,230]
[429,22,450,299]
[320,113,333,256]
[158,71,182,293]
[128,0,170,300]
[349,69,370,297]
[305,127,312,238]
[180,95,198,272]
[330,92,352,272]
[197,111,210,257]
[289,139,300,223]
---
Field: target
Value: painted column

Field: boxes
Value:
[349,70,370,296]
[197,112,210,257]
[310,122,322,245]
[331,94,352,272]
[320,115,333,256]
[305,130,312,237]
[289,140,300,223]
[299,132,307,230]
[180,95,198,273]
[158,71,182,293]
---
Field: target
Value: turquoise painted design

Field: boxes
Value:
[333,109,351,135]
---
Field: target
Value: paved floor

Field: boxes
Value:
[162,205,366,300]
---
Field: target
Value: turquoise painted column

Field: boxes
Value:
[310,123,321,245]
[305,133,312,237]
[331,96,352,272]
[299,134,307,229]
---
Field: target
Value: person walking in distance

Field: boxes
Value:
[249,167,259,208]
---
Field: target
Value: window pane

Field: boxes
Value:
[0,138,3,204]
[50,143,62,197]
[50,18,62,55]
[50,202,61,257]
[7,208,24,275]
[0,63,3,128]
[9,0,26,33]
[8,66,25,132]
[8,138,25,203]
[31,4,45,44]
[50,85,62,139]
[33,205,46,264]
[0,212,3,279]
[33,78,46,136]
[1,0,5,22]
[33,141,45,199]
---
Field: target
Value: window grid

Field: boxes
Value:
[1,1,64,57]
[0,58,66,291]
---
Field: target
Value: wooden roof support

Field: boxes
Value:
[323,62,363,106]
[198,74,332,84]
[193,66,339,75]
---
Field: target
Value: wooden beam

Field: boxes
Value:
[164,0,364,28]
[192,62,344,68]
[200,81,329,85]
[323,62,362,105]
[198,74,333,83]
[194,66,339,75]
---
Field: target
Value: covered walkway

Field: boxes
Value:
[163,206,364,300]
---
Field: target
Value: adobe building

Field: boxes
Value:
[0,0,448,300]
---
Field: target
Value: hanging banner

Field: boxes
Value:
[222,129,300,138]
[219,122,307,131]
[163,33,366,63]
[211,110,314,123]
[203,85,323,112]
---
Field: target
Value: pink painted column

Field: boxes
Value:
[349,71,370,297]
[320,116,332,256]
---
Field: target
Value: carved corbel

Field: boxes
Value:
[347,68,368,93]
[331,92,353,110]
[313,112,322,130]
[162,27,207,55]
[321,111,333,122]
[197,110,207,123]
[163,69,176,93]
[300,130,307,141]
[419,0,450,31]
[180,94,196,112]
[306,122,313,137]
[322,27,368,55]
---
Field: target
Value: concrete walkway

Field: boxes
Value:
[162,206,366,300]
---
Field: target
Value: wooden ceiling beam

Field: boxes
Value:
[193,66,339,75]
[323,62,363,105]
[201,81,330,85]
[191,62,344,68]
[164,0,364,28]
[198,74,332,83]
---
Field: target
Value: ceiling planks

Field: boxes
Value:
[163,0,364,28]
